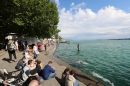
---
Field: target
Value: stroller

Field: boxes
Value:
[0,69,25,86]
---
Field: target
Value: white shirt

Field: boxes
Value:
[22,66,30,81]
[65,75,76,86]
[15,41,18,46]
[25,52,32,64]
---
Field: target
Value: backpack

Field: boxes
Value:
[9,44,16,51]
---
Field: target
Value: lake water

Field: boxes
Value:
[54,40,130,86]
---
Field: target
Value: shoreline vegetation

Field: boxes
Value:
[47,43,105,86]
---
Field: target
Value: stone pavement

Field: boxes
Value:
[0,46,86,86]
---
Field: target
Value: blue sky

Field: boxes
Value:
[58,0,130,13]
[54,0,130,40]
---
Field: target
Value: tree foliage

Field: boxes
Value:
[0,0,59,38]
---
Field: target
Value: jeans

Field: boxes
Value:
[15,66,22,70]
[23,46,26,52]
[19,66,22,70]
[34,51,38,58]
[8,50,17,61]
[74,82,80,86]
[47,72,56,80]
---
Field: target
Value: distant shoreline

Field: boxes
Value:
[109,38,130,40]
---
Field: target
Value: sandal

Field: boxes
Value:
[9,61,13,63]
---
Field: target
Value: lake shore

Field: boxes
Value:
[47,44,105,86]
[0,43,105,86]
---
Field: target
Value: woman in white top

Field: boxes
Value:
[65,70,80,86]
[25,50,34,64]
[15,40,19,52]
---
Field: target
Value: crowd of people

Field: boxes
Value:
[2,39,80,86]
[6,39,48,63]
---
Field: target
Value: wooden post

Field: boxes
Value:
[77,44,80,51]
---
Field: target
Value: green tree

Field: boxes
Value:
[0,0,60,38]
[58,36,63,40]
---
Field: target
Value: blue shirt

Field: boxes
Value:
[42,64,55,80]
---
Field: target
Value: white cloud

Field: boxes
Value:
[55,0,60,7]
[70,2,86,11]
[58,2,130,40]
[70,2,74,6]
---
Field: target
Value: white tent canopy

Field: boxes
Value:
[5,35,41,45]
[5,35,13,40]
[18,37,41,45]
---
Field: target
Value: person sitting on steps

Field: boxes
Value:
[15,56,26,70]
[41,61,56,80]
[61,68,70,85]
[65,70,80,86]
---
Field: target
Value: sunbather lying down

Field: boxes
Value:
[0,69,16,83]
[0,69,8,78]
[0,69,25,86]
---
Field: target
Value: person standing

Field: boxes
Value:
[15,40,19,52]
[19,40,23,51]
[5,39,8,51]
[22,39,28,52]
[44,44,47,52]
[24,39,28,50]
[7,40,17,63]
[22,40,26,52]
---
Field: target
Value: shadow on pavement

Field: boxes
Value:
[55,76,64,86]
[2,58,10,63]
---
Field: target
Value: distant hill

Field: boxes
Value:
[109,38,130,40]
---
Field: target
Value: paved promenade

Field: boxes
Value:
[0,45,86,86]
